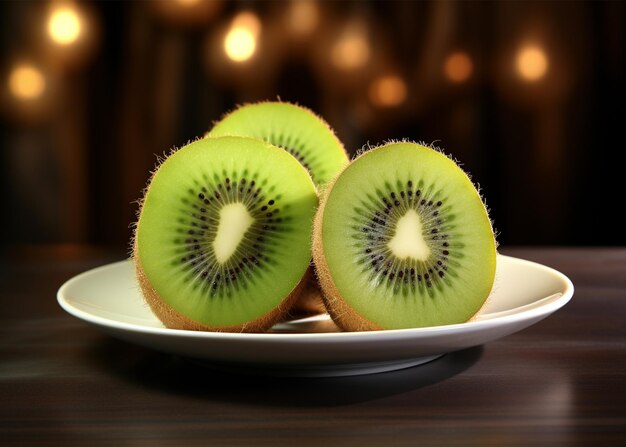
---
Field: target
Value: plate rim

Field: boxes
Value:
[57,254,574,342]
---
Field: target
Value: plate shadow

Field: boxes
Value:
[85,336,482,407]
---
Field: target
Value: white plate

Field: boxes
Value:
[57,255,573,377]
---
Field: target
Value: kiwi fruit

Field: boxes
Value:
[206,101,349,187]
[208,101,349,315]
[134,136,317,332]
[312,141,497,331]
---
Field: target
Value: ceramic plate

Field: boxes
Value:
[57,255,573,376]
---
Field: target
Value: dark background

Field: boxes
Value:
[1,0,624,253]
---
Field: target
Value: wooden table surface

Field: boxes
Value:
[1,246,625,446]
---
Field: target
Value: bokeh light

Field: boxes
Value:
[287,0,319,36]
[444,51,473,83]
[331,21,370,71]
[224,28,256,62]
[369,75,407,107]
[224,12,261,63]
[150,0,223,26]
[516,46,548,81]
[48,5,82,46]
[8,64,46,101]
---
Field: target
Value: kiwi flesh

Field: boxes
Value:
[206,101,349,187]
[313,141,497,331]
[134,136,317,332]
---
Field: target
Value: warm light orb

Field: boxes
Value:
[516,46,548,81]
[48,6,82,45]
[288,0,319,35]
[224,28,256,62]
[176,0,200,6]
[331,22,370,71]
[8,64,46,100]
[444,51,473,83]
[223,12,261,63]
[369,75,407,107]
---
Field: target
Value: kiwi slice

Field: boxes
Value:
[313,141,497,331]
[134,136,317,332]
[207,101,349,187]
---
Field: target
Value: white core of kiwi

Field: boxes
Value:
[387,209,431,261]
[212,202,254,264]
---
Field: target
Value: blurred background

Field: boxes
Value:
[0,0,624,254]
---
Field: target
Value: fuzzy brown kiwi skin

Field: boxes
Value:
[287,267,327,317]
[312,172,384,333]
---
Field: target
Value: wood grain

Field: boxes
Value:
[1,246,625,446]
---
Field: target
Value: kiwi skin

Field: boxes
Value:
[312,172,384,332]
[134,246,307,332]
[287,267,327,317]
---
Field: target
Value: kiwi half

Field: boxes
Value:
[207,101,349,187]
[134,136,317,332]
[313,141,497,331]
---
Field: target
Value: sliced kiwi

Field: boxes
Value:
[313,141,497,331]
[206,101,349,187]
[134,136,317,332]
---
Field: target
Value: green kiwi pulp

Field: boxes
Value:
[134,136,317,332]
[206,101,348,187]
[313,142,497,331]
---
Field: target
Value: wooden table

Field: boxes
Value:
[1,246,625,446]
